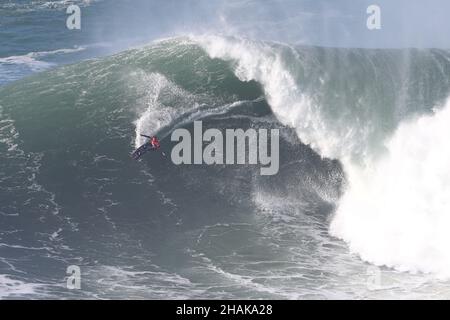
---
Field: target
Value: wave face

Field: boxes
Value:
[1,37,450,298]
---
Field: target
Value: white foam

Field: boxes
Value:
[0,55,52,72]
[0,275,42,299]
[84,265,195,299]
[0,47,85,72]
[131,72,190,147]
[131,69,240,148]
[331,100,450,278]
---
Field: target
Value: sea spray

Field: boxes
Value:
[331,99,450,277]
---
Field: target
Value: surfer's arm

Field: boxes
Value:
[140,134,152,139]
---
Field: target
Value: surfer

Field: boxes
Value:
[140,134,160,150]
[131,134,164,160]
[131,134,162,159]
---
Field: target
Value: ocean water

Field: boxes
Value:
[1,0,450,299]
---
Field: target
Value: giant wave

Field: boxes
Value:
[1,36,450,298]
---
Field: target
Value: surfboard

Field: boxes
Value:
[131,142,153,160]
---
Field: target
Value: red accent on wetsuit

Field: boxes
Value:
[151,137,160,149]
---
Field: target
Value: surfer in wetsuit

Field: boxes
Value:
[140,134,160,149]
[131,134,165,160]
